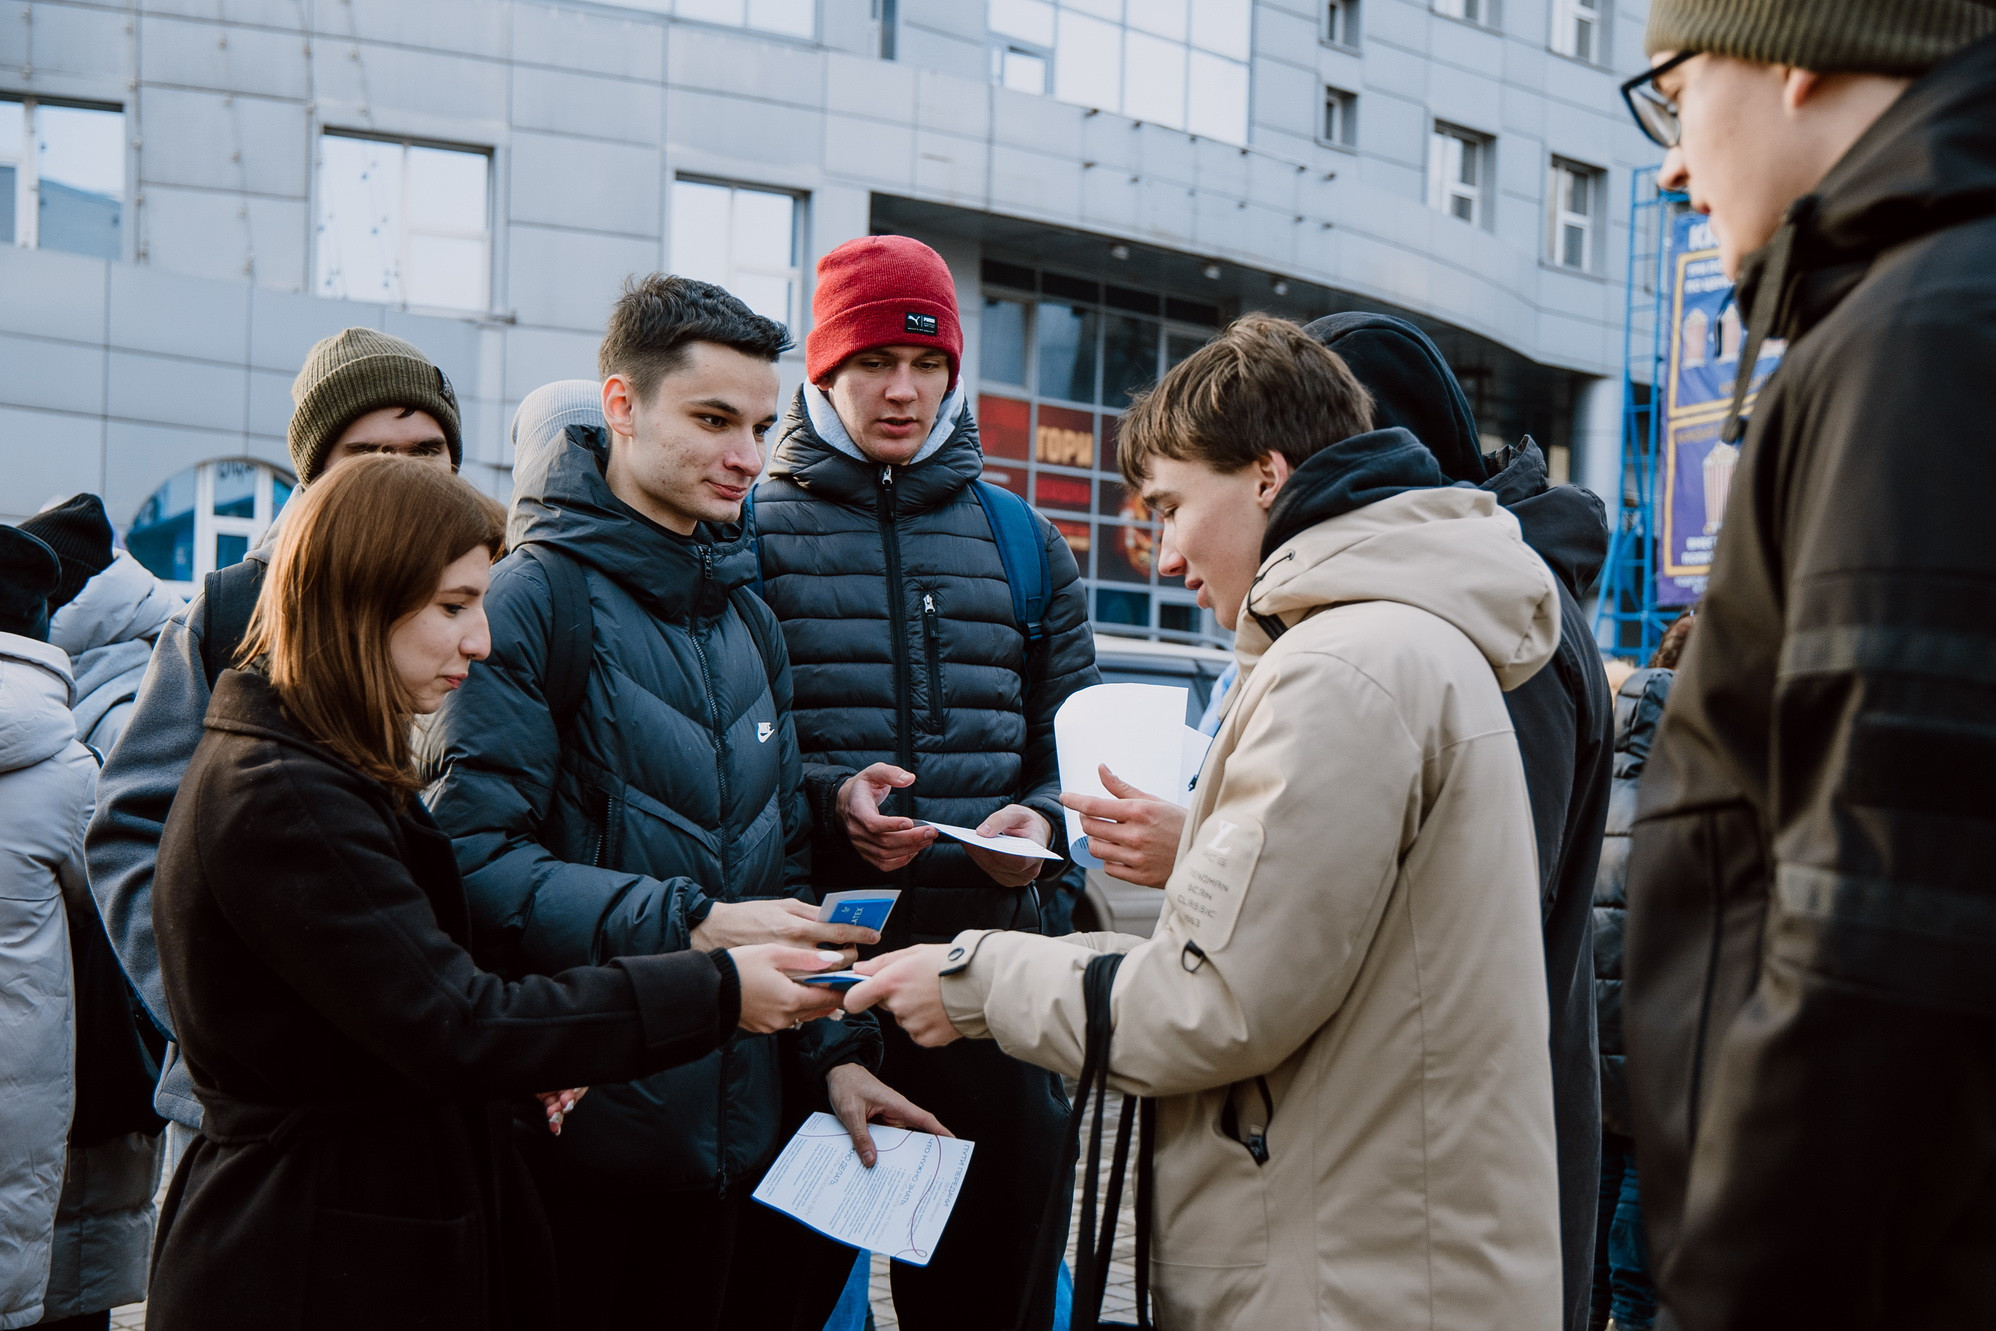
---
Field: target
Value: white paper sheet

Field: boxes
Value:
[751,1112,975,1264]
[1055,683,1192,847]
[918,820,1062,860]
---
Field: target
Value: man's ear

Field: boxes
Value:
[602,374,637,440]
[1254,451,1293,512]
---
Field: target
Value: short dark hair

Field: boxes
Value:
[1117,313,1375,488]
[599,274,793,402]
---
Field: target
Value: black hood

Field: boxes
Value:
[510,423,757,622]
[1260,427,1451,560]
[1305,311,1607,599]
[767,387,984,516]
[1305,312,1488,483]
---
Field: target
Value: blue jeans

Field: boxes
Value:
[1590,1132,1657,1330]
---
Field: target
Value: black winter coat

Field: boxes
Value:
[147,670,734,1331]
[752,392,1099,946]
[1591,667,1670,1140]
[428,426,873,1194]
[1306,313,1614,1331]
[1624,34,1996,1329]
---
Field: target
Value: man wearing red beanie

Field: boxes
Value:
[751,235,1100,1330]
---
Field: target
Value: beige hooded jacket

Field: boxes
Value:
[940,487,1565,1329]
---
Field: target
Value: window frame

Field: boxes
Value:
[1429,123,1492,229]
[992,41,1054,95]
[1547,157,1603,273]
[1432,0,1497,28]
[668,175,807,332]
[1320,86,1358,150]
[313,128,495,315]
[1323,0,1361,49]
[126,458,296,597]
[1,94,129,258]
[1549,0,1604,64]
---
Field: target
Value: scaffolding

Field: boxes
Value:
[1593,168,1683,659]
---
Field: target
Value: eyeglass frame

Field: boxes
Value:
[1620,49,1698,149]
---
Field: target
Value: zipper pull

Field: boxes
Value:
[923,593,935,614]
[880,465,894,486]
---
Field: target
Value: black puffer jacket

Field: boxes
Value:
[752,391,1098,947]
[428,425,873,1193]
[1306,312,1613,1331]
[1625,32,1996,1327]
[1592,667,1671,1139]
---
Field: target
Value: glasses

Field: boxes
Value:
[1621,50,1697,149]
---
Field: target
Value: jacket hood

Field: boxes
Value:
[1241,486,1560,692]
[1305,313,1487,483]
[510,422,759,622]
[0,633,80,773]
[48,550,180,658]
[767,386,984,515]
[1259,426,1455,559]
[1480,439,1609,599]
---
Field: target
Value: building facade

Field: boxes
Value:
[1,0,1654,639]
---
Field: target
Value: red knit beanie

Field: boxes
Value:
[806,235,963,386]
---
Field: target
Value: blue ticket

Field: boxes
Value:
[818,889,900,932]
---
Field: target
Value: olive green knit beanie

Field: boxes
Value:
[288,328,463,483]
[1648,0,1996,73]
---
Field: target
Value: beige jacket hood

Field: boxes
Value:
[941,487,1564,1329]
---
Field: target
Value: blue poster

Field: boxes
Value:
[1657,210,1782,607]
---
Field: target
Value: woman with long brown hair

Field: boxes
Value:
[144,455,844,1329]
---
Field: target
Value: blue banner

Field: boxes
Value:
[1657,210,1782,606]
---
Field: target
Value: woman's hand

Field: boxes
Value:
[825,1064,952,1167]
[843,944,960,1047]
[729,945,849,1034]
[535,1087,588,1136]
[693,898,877,966]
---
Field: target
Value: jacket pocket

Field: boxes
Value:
[305,1208,480,1331]
[1149,1092,1270,1270]
[922,591,944,733]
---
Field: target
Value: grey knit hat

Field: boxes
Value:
[1648,0,1996,73]
[288,327,463,483]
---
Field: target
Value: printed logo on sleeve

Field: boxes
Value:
[904,312,940,336]
[1166,815,1263,951]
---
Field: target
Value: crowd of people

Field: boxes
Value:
[2,0,1994,1327]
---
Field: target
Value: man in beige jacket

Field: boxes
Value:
[849,314,1564,1329]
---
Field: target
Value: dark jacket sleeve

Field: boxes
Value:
[197,743,732,1100]
[1016,514,1101,872]
[427,557,711,975]
[1662,298,1996,1312]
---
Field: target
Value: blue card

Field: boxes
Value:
[817,889,900,932]
[797,970,867,990]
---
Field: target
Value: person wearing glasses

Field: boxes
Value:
[1617,4,1996,1330]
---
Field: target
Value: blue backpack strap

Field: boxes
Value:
[972,480,1051,650]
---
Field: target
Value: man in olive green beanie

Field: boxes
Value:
[288,326,464,483]
[1619,5,1996,1330]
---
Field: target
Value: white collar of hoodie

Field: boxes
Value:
[804,378,966,470]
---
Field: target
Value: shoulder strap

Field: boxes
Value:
[729,584,784,697]
[516,543,594,730]
[743,487,766,600]
[972,480,1051,649]
[198,557,267,689]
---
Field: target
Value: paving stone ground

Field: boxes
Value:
[110,1098,1143,1329]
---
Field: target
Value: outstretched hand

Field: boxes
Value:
[825,1063,952,1167]
[843,944,959,1047]
[838,763,939,872]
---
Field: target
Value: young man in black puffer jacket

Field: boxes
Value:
[751,235,1099,1331]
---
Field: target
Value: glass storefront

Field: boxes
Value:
[975,259,1222,644]
[128,459,295,594]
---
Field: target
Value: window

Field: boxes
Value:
[315,132,491,313]
[975,259,1221,644]
[1429,124,1490,227]
[1321,87,1357,148]
[664,0,816,38]
[997,0,1251,145]
[127,460,295,592]
[669,178,802,329]
[1548,158,1602,271]
[1433,0,1491,25]
[1550,0,1601,62]
[0,97,125,259]
[1324,0,1359,47]
[878,0,899,59]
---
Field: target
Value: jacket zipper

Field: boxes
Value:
[589,788,613,869]
[879,468,916,787]
[692,544,732,1194]
[922,591,943,733]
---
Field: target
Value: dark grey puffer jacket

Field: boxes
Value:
[427,424,874,1193]
[752,391,1099,947]
[1592,667,1671,1140]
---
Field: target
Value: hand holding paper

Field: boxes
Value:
[753,1112,974,1264]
